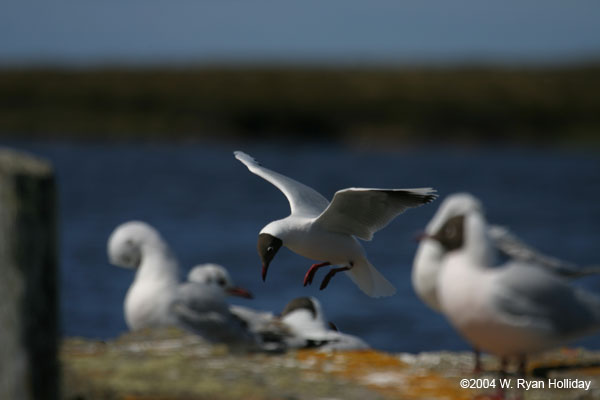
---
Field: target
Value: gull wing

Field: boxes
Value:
[492,262,600,338]
[171,283,257,345]
[234,151,329,217]
[489,225,600,278]
[314,187,437,241]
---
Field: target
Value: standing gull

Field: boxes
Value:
[413,193,600,371]
[235,150,437,297]
[413,193,600,312]
[427,206,600,372]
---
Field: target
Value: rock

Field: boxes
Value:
[61,327,600,400]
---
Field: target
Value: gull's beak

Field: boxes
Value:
[226,286,254,299]
[261,263,269,282]
[414,231,430,242]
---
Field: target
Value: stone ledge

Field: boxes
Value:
[61,327,600,400]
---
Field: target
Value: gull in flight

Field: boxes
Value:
[235,150,437,297]
[425,203,600,374]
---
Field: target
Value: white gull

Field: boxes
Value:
[235,150,437,297]
[413,193,600,312]
[428,205,600,370]
[107,222,259,347]
[280,297,370,351]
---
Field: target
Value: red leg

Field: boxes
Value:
[319,266,350,290]
[303,262,331,286]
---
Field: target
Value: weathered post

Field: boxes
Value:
[0,148,59,400]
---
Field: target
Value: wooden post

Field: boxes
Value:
[0,148,59,400]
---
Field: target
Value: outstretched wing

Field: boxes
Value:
[314,187,437,241]
[234,151,329,217]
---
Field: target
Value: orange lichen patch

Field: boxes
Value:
[578,367,600,376]
[295,349,406,377]
[297,349,404,367]
[295,350,480,399]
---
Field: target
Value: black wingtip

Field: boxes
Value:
[422,194,438,204]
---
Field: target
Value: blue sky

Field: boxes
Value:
[2,0,600,66]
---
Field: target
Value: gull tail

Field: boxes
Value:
[345,259,396,298]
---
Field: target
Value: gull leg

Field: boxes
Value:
[473,348,482,374]
[499,357,508,376]
[319,266,351,290]
[303,262,331,286]
[518,355,527,376]
[484,358,509,400]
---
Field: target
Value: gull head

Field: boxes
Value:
[280,296,329,336]
[426,202,495,266]
[257,233,283,281]
[188,263,253,299]
[108,221,164,269]
[425,193,483,235]
[280,296,319,319]
[428,215,465,253]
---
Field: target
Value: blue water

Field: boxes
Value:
[5,140,600,353]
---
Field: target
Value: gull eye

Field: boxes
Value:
[267,246,274,253]
[217,278,226,287]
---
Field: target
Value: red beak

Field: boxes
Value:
[226,286,254,299]
[261,263,269,282]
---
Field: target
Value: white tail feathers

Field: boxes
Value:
[346,260,396,298]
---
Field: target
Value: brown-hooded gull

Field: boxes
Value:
[280,297,369,351]
[234,150,437,297]
[413,192,600,312]
[426,204,600,373]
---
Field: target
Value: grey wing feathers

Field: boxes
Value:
[493,263,600,339]
[171,283,257,346]
[315,187,437,241]
[234,151,329,217]
[489,225,600,278]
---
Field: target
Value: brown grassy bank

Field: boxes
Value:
[1,66,600,146]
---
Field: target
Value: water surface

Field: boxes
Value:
[7,140,600,353]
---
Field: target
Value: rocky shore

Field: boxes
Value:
[61,327,600,400]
